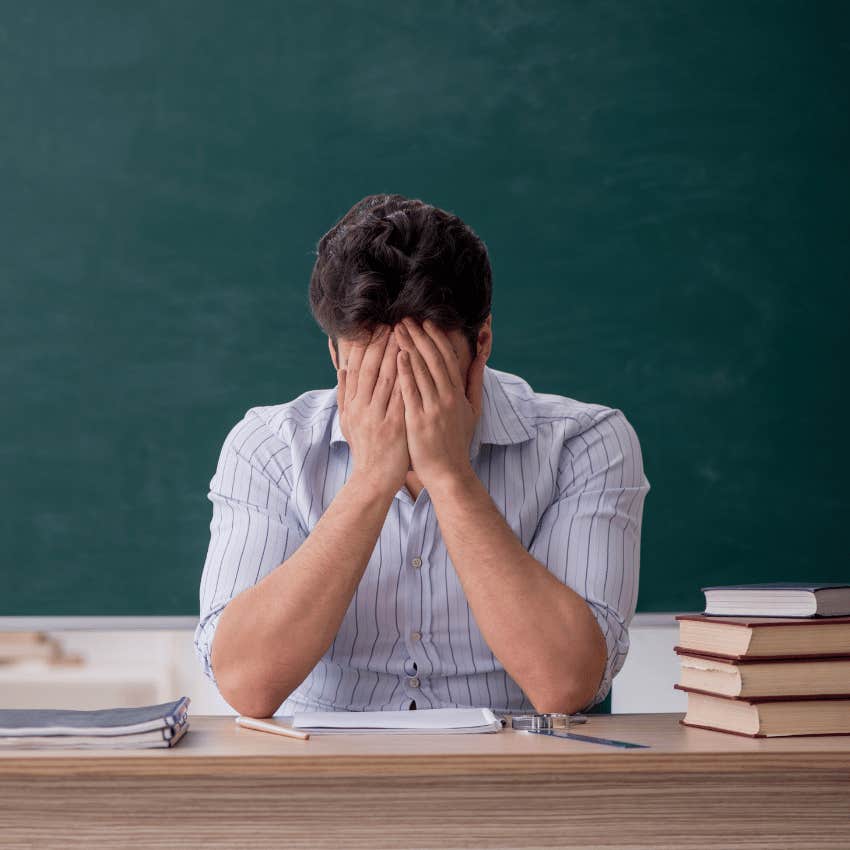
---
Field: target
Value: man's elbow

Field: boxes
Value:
[215,666,289,718]
[210,635,290,717]
[531,644,609,713]
[227,693,284,719]
[531,676,603,715]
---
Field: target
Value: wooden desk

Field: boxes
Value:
[0,713,847,849]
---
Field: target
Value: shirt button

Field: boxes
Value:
[411,557,422,568]
[409,677,420,688]
[410,631,421,641]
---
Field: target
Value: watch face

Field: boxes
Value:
[510,713,571,732]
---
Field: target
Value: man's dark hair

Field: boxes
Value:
[309,193,492,364]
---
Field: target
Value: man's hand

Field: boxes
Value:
[338,323,409,496]
[393,317,486,491]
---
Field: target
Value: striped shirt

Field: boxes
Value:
[194,364,650,715]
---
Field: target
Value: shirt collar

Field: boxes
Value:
[329,364,533,462]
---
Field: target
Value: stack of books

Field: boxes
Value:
[675,583,850,737]
[0,696,190,749]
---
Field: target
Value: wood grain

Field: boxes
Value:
[0,713,847,849]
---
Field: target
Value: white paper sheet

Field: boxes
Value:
[290,706,503,734]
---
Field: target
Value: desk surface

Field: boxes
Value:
[2,712,849,777]
[2,714,849,850]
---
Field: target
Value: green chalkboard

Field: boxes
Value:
[1,2,848,616]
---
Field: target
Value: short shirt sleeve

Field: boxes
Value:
[526,408,650,710]
[193,410,309,689]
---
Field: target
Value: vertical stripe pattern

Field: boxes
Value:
[194,365,650,714]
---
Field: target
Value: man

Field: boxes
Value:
[194,193,650,717]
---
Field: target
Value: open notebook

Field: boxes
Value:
[290,707,504,734]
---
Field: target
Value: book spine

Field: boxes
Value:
[164,697,191,728]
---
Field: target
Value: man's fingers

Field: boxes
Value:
[397,319,454,398]
[422,319,464,389]
[345,325,383,405]
[397,349,424,413]
[396,328,439,408]
[386,373,404,419]
[344,329,372,406]
[372,332,400,411]
[357,324,391,403]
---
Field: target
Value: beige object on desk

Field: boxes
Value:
[0,713,848,850]
[235,715,309,740]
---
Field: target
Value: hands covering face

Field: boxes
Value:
[392,317,486,490]
[337,324,409,494]
[336,319,486,494]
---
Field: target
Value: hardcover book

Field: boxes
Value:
[675,614,850,659]
[676,686,850,737]
[701,583,850,618]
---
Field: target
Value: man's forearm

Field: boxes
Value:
[427,470,608,713]
[211,469,396,717]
